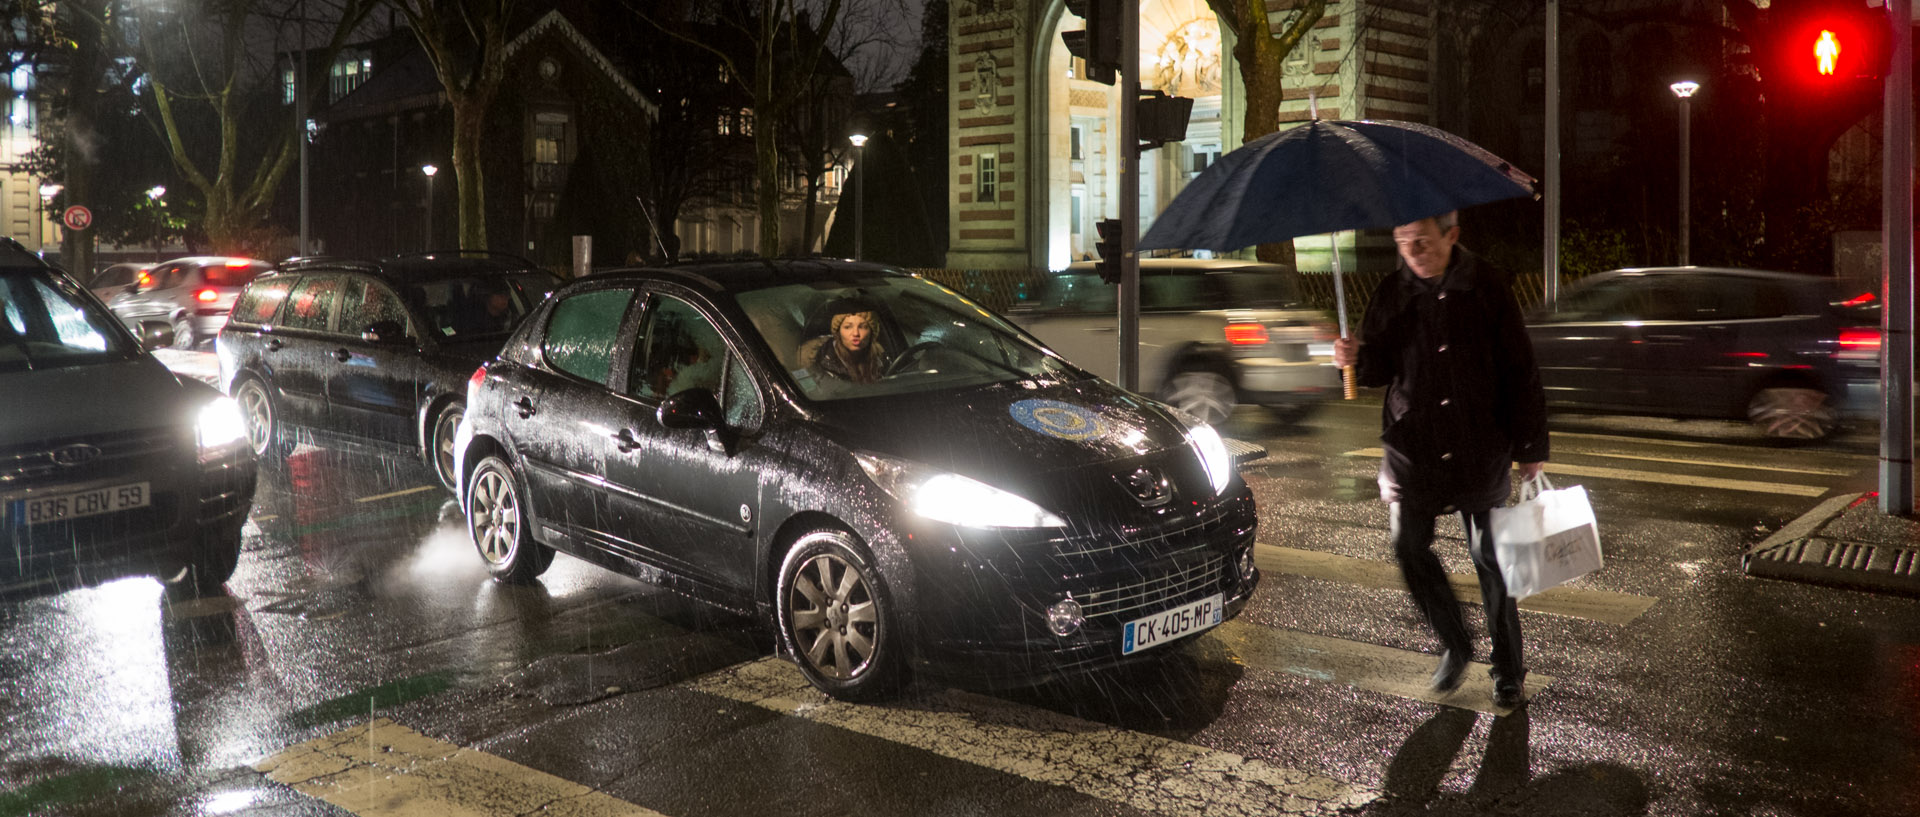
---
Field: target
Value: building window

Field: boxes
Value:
[1070,190,1082,234]
[281,65,295,105]
[737,108,754,137]
[329,51,372,101]
[533,112,566,164]
[978,154,997,200]
[1070,125,1083,160]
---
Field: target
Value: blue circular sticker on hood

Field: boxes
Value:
[1009,399,1108,441]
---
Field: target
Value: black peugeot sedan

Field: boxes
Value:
[1,240,255,598]
[454,259,1260,699]
[217,253,560,490]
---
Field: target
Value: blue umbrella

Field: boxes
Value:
[1138,119,1538,253]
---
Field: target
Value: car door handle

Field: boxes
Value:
[332,348,351,362]
[512,397,536,419]
[264,338,283,351]
[614,428,640,453]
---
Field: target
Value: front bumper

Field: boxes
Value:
[1236,358,1339,403]
[0,439,256,596]
[899,484,1260,687]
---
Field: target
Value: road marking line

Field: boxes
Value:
[1342,449,1826,497]
[257,718,668,816]
[1255,543,1656,625]
[355,485,440,504]
[1206,621,1553,715]
[1549,449,1852,476]
[687,657,1375,816]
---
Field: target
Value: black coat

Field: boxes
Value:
[1353,248,1549,514]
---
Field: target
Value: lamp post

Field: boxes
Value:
[1670,80,1699,266]
[421,164,437,251]
[847,132,867,261]
[147,185,166,262]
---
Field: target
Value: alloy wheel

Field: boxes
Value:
[432,405,464,492]
[470,466,520,566]
[788,551,877,680]
[1748,387,1836,440]
[236,380,274,456]
[1163,370,1236,426]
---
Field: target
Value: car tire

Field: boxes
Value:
[1747,385,1837,441]
[233,378,279,459]
[776,529,905,701]
[166,521,244,599]
[170,316,197,350]
[1160,369,1237,426]
[430,401,464,493]
[466,455,554,584]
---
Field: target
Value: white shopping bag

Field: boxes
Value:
[1490,475,1603,599]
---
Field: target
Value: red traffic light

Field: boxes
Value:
[1786,5,1889,82]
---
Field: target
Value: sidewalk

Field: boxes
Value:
[1744,491,1920,596]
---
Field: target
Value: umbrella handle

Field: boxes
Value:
[1342,365,1357,400]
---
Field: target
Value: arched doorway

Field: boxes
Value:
[1037,0,1240,270]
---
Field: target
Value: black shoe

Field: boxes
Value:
[1493,680,1525,709]
[1428,650,1467,693]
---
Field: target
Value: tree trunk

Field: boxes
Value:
[59,0,109,275]
[452,97,488,251]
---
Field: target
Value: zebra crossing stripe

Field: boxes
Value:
[1255,544,1657,625]
[685,657,1377,816]
[256,718,667,816]
[1206,621,1554,715]
[1342,448,1827,497]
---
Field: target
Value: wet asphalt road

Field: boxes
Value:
[3,397,1917,816]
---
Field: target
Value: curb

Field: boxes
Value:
[1742,492,1920,596]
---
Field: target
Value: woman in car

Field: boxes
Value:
[800,299,891,384]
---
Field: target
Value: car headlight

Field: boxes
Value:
[196,396,248,454]
[854,452,1066,529]
[1185,422,1233,495]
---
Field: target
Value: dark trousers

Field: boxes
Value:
[1390,502,1525,685]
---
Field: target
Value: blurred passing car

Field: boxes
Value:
[0,239,256,597]
[455,259,1261,700]
[85,261,150,303]
[1526,266,1879,440]
[1008,258,1339,425]
[217,252,561,491]
[105,256,272,349]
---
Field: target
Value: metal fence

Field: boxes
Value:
[911,267,1577,327]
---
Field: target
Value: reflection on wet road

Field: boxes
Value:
[3,403,1918,816]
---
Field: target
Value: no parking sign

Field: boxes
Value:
[61,205,91,231]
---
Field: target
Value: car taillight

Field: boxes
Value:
[224,258,252,268]
[1224,322,1269,346]
[1839,327,1881,358]
[1841,292,1876,307]
[195,288,219,303]
[468,365,487,392]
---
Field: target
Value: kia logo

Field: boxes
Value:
[1119,466,1171,508]
[50,444,100,467]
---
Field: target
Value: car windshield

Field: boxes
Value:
[0,268,139,373]
[410,273,551,339]
[737,274,1077,401]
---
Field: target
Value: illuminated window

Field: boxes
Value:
[978,154,997,200]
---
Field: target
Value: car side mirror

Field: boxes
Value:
[657,388,731,454]
[361,320,410,345]
[137,319,174,351]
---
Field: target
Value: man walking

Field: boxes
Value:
[1331,211,1548,709]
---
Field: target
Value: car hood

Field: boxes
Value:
[813,376,1201,486]
[0,357,197,447]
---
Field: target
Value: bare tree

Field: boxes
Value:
[389,0,517,251]
[139,0,377,253]
[785,0,910,253]
[634,24,750,263]
[638,0,853,257]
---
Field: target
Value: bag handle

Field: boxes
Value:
[1518,472,1554,502]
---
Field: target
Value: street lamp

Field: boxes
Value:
[847,132,867,261]
[1670,80,1700,266]
[421,164,437,251]
[147,185,167,261]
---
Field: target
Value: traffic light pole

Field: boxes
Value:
[1881,0,1913,514]
[1117,0,1140,392]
